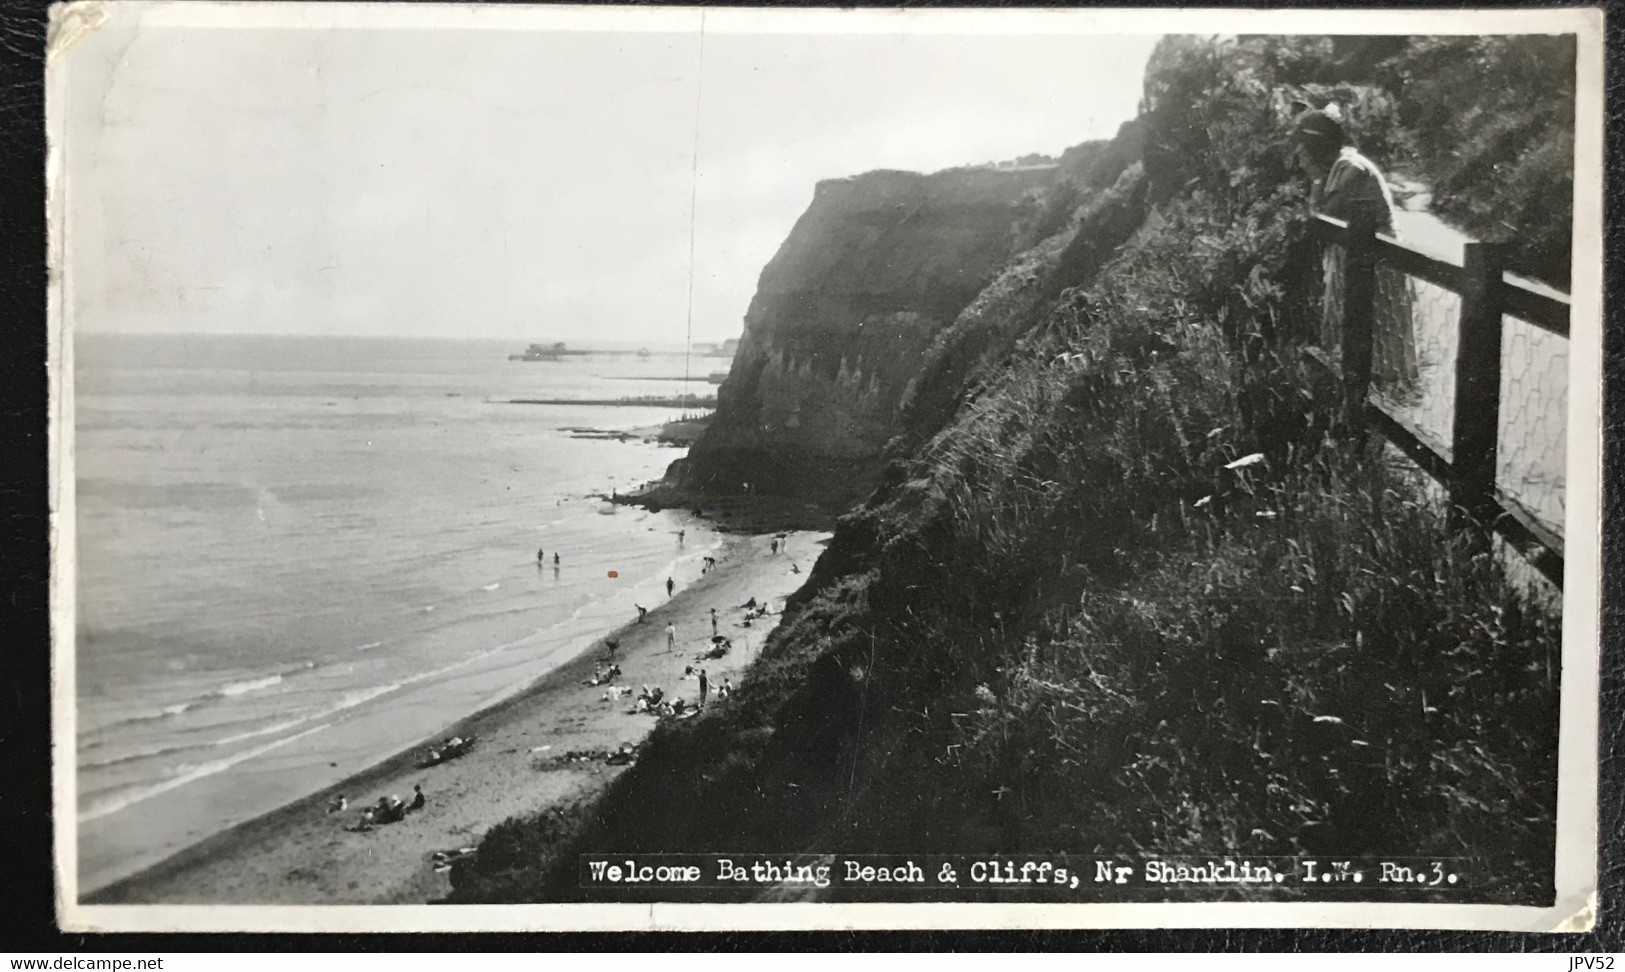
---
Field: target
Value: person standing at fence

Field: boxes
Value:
[1293,104,1419,396]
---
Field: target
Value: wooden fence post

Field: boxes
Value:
[1450,241,1507,533]
[1339,214,1379,439]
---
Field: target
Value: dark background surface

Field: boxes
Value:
[0,0,1617,951]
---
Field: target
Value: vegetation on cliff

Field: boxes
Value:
[449,35,1568,906]
[1253,34,1576,286]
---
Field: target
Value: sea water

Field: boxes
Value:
[73,334,714,892]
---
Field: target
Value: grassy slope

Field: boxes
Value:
[448,36,1565,906]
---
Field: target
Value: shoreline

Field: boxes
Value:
[87,529,827,904]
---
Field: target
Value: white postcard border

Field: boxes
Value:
[47,2,1606,934]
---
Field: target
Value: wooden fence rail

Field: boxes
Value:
[1305,213,1567,588]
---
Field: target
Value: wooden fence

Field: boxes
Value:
[1305,212,1568,588]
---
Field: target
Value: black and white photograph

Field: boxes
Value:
[47,4,1604,932]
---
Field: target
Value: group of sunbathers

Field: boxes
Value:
[430,846,476,873]
[625,684,699,718]
[628,685,664,713]
[337,784,426,831]
[424,735,475,765]
[736,599,772,628]
[599,587,776,718]
[584,663,622,687]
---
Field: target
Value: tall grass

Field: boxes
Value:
[449,35,1561,906]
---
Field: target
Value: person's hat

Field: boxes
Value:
[1292,104,1346,143]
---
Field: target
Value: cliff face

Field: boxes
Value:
[678,164,1062,495]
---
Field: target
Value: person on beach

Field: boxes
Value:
[698,669,710,707]
[718,677,732,700]
[769,538,778,555]
[666,576,675,597]
[537,548,544,564]
[678,529,685,545]
[409,784,425,812]
[371,794,403,824]
[554,552,561,566]
[326,795,347,814]
[666,622,677,652]
[635,604,647,623]
[1292,103,1418,394]
[710,608,718,637]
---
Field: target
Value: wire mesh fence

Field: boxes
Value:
[1498,311,1567,535]
[1381,268,1459,457]
[1287,215,1568,586]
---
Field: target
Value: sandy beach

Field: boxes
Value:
[88,530,827,904]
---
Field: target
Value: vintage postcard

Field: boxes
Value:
[47,2,1605,933]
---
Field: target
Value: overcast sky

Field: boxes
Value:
[60,9,1158,346]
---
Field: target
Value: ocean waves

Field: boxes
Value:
[216,674,284,697]
[78,723,335,823]
[82,661,322,740]
[76,346,711,888]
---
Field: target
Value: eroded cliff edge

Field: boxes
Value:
[674,162,1074,499]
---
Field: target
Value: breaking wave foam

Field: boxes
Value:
[216,674,282,697]
[78,722,333,823]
